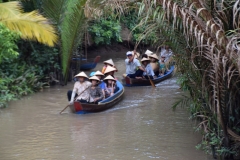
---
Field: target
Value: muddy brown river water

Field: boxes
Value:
[0,58,213,160]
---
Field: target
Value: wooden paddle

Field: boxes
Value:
[59,85,91,114]
[146,72,156,88]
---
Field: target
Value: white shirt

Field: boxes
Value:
[143,64,155,76]
[160,48,173,62]
[73,81,92,101]
[125,58,141,74]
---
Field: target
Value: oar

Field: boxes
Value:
[59,85,91,114]
[146,73,156,88]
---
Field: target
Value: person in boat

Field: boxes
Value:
[159,55,169,76]
[104,66,117,79]
[94,70,105,87]
[160,45,173,63]
[88,76,104,104]
[145,49,153,56]
[148,54,160,77]
[139,57,155,79]
[142,53,148,59]
[68,72,92,104]
[103,75,119,98]
[102,59,118,73]
[94,70,106,99]
[125,51,146,78]
[134,51,140,59]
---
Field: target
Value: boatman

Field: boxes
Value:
[68,72,91,104]
[124,50,145,78]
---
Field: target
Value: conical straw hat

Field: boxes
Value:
[103,75,115,81]
[104,66,117,74]
[74,72,88,78]
[148,54,159,60]
[94,70,104,76]
[141,57,150,62]
[134,52,140,59]
[103,59,114,66]
[89,75,100,81]
[145,49,153,55]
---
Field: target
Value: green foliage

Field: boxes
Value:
[0,61,47,108]
[18,42,60,76]
[0,25,60,108]
[0,23,19,64]
[120,11,158,45]
[88,16,122,45]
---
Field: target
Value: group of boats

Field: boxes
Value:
[68,56,174,114]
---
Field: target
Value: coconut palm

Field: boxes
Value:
[133,0,240,158]
[0,1,58,47]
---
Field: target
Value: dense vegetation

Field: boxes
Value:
[0,1,57,108]
[131,0,240,159]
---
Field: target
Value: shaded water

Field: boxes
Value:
[0,58,213,160]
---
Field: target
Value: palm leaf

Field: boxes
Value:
[1,10,58,47]
[0,1,58,47]
[42,0,66,26]
[0,1,22,20]
[61,0,88,83]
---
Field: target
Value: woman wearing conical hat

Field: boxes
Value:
[145,49,153,56]
[104,65,117,78]
[88,76,104,104]
[103,75,119,98]
[102,59,118,73]
[148,54,160,76]
[94,70,107,99]
[140,57,155,79]
[68,71,91,104]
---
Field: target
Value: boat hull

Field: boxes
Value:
[80,63,97,70]
[122,66,174,87]
[69,81,124,113]
[72,56,101,71]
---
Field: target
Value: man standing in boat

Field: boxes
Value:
[124,50,145,78]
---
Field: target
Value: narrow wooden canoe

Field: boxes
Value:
[72,56,101,71]
[69,81,124,113]
[80,56,101,70]
[122,66,174,87]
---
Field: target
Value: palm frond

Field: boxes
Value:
[61,0,88,83]
[42,0,66,25]
[0,1,58,47]
[84,0,129,19]
[0,1,22,20]
[1,10,58,47]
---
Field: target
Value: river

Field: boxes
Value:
[0,58,213,160]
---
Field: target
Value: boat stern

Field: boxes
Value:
[73,102,83,112]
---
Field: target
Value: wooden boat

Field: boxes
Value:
[122,66,174,87]
[72,56,101,71]
[69,80,124,113]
